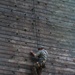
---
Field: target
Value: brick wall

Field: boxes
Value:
[0,0,75,75]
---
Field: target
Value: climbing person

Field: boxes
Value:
[30,45,48,75]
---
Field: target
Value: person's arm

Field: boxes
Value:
[30,51,36,56]
[30,51,41,57]
[35,51,41,57]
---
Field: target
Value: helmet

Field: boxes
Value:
[38,45,44,49]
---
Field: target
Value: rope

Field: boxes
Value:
[32,0,40,49]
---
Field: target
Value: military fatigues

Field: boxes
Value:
[32,49,48,75]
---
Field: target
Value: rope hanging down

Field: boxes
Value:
[32,0,40,49]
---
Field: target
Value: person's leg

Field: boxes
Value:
[32,58,43,75]
[32,66,38,75]
[37,67,42,75]
[32,63,39,75]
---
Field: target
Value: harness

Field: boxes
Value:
[35,60,46,68]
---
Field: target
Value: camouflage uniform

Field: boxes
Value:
[32,49,48,75]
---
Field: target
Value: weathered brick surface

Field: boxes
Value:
[0,0,75,75]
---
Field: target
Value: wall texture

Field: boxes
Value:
[0,0,75,75]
